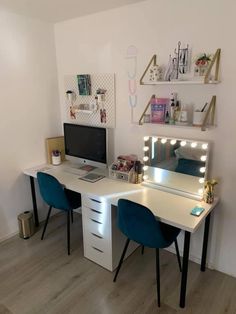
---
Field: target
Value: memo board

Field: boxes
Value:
[64,73,115,128]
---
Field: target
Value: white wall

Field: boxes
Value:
[54,0,236,277]
[0,10,61,240]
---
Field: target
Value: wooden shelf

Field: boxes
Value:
[140,49,221,85]
[141,80,220,85]
[132,121,215,130]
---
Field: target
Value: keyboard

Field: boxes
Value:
[64,167,87,176]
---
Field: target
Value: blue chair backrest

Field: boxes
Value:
[117,199,174,248]
[37,172,70,211]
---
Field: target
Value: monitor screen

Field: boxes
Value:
[64,123,107,165]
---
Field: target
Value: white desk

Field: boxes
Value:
[23,162,218,308]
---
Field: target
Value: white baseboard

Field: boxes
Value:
[0,231,18,243]
[165,246,215,270]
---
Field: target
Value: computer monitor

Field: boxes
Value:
[64,123,107,168]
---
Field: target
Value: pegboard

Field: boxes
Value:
[64,73,115,128]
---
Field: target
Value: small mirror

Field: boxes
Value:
[143,136,209,198]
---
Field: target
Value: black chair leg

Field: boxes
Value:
[174,239,182,272]
[71,210,74,224]
[113,238,130,282]
[156,248,161,307]
[141,245,144,255]
[41,206,52,240]
[67,211,71,255]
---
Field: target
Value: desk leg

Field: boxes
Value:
[179,231,191,308]
[201,212,211,272]
[30,176,39,227]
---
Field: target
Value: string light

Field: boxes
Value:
[143,146,149,152]
[202,143,208,150]
[143,136,149,141]
[180,141,186,146]
[161,138,167,144]
[201,155,207,162]
[191,142,197,148]
[143,156,149,162]
[170,139,177,145]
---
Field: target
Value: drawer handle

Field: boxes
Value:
[91,232,103,239]
[91,218,102,224]
[92,246,104,253]
[90,198,101,204]
[90,208,102,214]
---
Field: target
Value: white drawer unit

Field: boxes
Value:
[82,195,139,271]
[82,195,113,270]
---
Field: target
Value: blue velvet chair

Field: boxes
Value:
[37,172,81,255]
[113,199,182,307]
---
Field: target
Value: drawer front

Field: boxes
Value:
[82,206,104,223]
[82,212,111,240]
[84,243,112,271]
[84,229,110,253]
[82,196,108,213]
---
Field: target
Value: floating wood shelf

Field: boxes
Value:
[138,95,216,132]
[140,49,221,85]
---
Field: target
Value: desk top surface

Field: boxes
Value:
[24,163,219,233]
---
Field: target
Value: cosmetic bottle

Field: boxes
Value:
[169,99,175,124]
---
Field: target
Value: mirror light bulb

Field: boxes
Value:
[143,175,148,180]
[143,136,149,141]
[200,167,206,173]
[199,178,205,184]
[191,142,197,148]
[202,143,208,150]
[201,155,207,162]
[143,146,149,152]
[143,156,149,162]
[170,139,177,145]
[161,138,167,144]
[152,137,158,143]
[143,165,148,171]
[198,188,204,195]
[180,141,186,146]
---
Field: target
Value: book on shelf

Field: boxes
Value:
[151,98,169,123]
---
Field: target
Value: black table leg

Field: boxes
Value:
[201,212,211,272]
[180,231,191,308]
[30,176,39,227]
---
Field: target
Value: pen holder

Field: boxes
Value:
[193,111,206,126]
[51,151,61,165]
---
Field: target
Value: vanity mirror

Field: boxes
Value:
[142,136,209,199]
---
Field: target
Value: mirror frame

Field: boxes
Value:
[142,135,210,199]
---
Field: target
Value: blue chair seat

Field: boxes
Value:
[113,199,181,307]
[37,172,81,255]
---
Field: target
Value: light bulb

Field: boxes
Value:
[143,156,149,162]
[191,142,197,148]
[198,188,204,195]
[180,141,186,146]
[143,165,148,171]
[170,139,177,145]
[143,136,149,141]
[199,178,205,184]
[143,146,149,152]
[202,143,208,150]
[201,155,207,162]
[161,138,167,144]
[152,137,158,143]
[143,175,148,180]
[200,167,206,173]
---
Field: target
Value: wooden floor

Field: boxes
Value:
[1,213,236,314]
